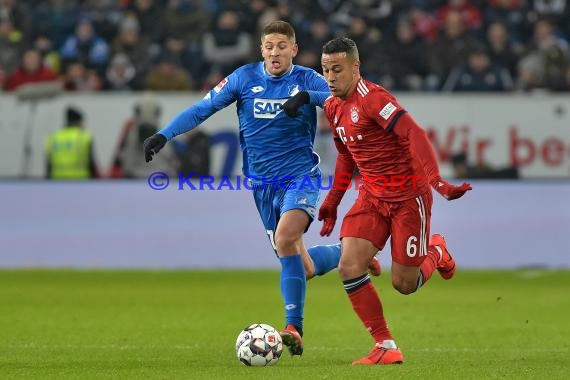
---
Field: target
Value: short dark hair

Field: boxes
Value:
[322,37,359,60]
[66,106,83,125]
[261,20,296,43]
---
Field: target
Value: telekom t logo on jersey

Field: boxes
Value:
[336,126,363,144]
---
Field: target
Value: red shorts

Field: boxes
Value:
[340,189,433,266]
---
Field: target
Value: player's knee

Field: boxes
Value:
[337,262,349,278]
[392,277,416,295]
[338,260,363,280]
[274,231,298,253]
[274,237,295,254]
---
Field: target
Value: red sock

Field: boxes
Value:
[347,282,392,342]
[418,245,441,286]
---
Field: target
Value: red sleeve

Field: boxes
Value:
[323,98,356,205]
[392,112,440,182]
[323,97,335,133]
[360,85,440,181]
[324,137,356,205]
[362,87,403,131]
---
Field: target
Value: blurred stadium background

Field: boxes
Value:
[1,1,569,378]
[0,0,568,269]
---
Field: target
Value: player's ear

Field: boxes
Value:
[291,43,298,58]
[353,60,360,76]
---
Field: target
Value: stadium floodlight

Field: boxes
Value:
[15,81,62,178]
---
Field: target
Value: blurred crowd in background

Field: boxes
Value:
[1,0,570,93]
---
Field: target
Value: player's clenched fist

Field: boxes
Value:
[430,176,472,200]
[143,134,167,162]
[281,91,310,117]
[318,201,338,237]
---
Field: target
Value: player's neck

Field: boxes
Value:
[341,77,362,100]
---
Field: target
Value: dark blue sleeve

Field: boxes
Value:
[304,69,330,108]
[159,73,240,140]
[307,91,331,108]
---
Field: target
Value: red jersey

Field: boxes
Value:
[324,78,429,201]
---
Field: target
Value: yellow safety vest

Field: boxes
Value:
[45,126,92,179]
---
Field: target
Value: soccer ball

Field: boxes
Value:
[235,323,283,366]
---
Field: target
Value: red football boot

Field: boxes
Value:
[430,234,456,280]
[280,324,303,356]
[352,343,404,365]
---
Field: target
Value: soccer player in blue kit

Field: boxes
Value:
[144,21,381,356]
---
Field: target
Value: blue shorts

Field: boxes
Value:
[252,170,321,253]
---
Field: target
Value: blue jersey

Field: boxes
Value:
[159,62,329,180]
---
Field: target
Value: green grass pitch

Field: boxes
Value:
[0,269,568,379]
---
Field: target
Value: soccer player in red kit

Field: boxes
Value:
[284,37,472,365]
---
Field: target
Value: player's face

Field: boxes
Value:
[321,53,360,99]
[261,33,298,76]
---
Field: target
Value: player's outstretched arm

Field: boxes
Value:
[393,112,472,200]
[144,74,239,163]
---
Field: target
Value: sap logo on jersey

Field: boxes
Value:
[253,98,287,119]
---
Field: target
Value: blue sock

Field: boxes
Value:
[307,243,341,276]
[280,255,306,329]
